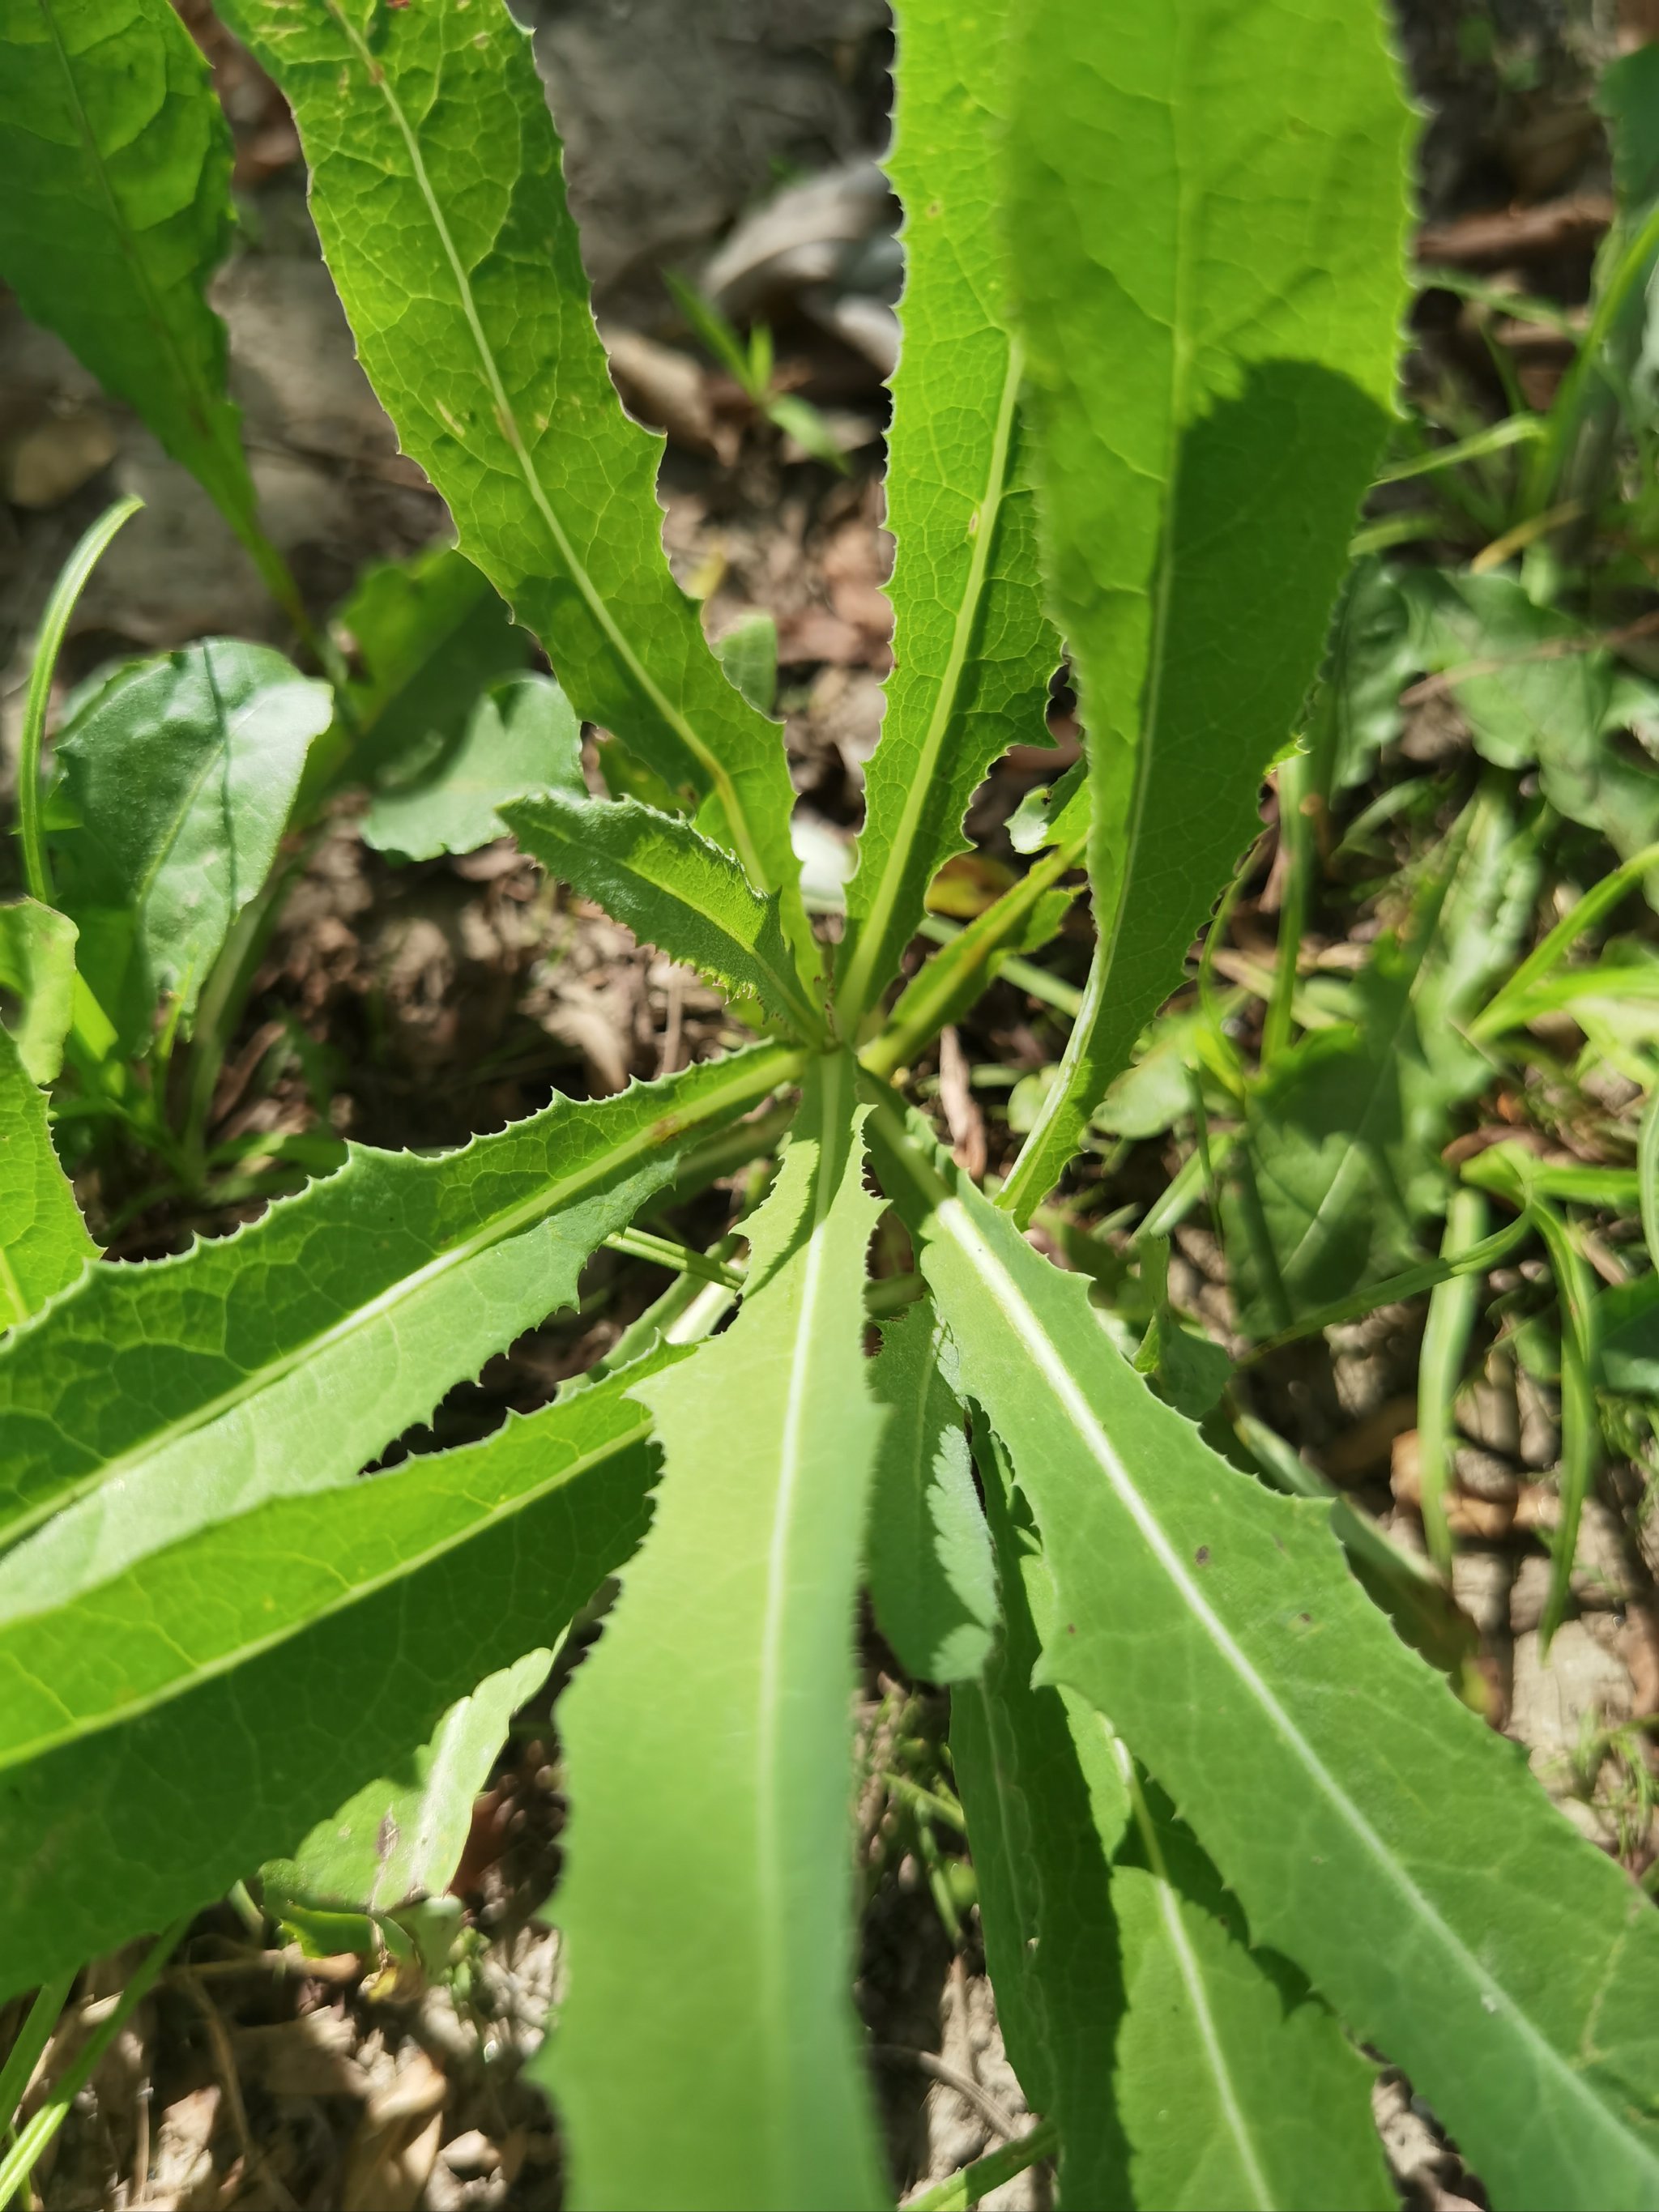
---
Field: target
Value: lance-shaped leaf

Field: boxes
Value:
[546,1054,887,2210]
[216,0,808,957]
[868,1092,1659,2212]
[0,1025,94,1332]
[957,1421,1388,2211]
[505,791,826,1044]
[0,1043,795,1612]
[996,0,1411,1221]
[866,1300,996,1682]
[834,0,1057,1034]
[51,641,333,1053]
[0,0,279,592]
[0,1366,660,1999]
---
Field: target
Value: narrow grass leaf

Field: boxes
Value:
[0,0,273,584]
[0,1043,795,1607]
[548,1055,887,2210]
[997,0,1411,1220]
[218,0,808,951]
[835,0,1058,1034]
[0,1025,94,1331]
[505,792,825,1043]
[866,1300,996,1682]
[868,1091,1659,2212]
[0,1368,661,1998]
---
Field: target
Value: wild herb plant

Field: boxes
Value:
[2,0,1658,2206]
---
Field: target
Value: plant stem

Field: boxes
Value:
[1417,1188,1490,1571]
[0,1974,75,2138]
[603,1227,744,1289]
[15,494,143,903]
[0,1916,189,2209]
[1473,840,1659,1041]
[904,2118,1060,2211]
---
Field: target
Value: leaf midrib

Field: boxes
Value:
[839,342,1026,1028]
[1112,1730,1274,2210]
[2,1046,792,1549]
[0,1402,652,1771]
[321,0,770,895]
[754,1050,851,2175]
[875,1097,1658,2180]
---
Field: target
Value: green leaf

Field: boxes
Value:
[0,1042,795,1609]
[0,1025,94,1332]
[1222,932,1452,1336]
[50,641,333,1053]
[1397,569,1659,880]
[957,1420,1388,2211]
[949,1420,1126,2200]
[0,898,79,1085]
[0,1366,659,1999]
[546,1055,887,2210]
[865,1300,996,1683]
[326,541,531,795]
[1601,1272,1659,1396]
[217,0,808,953]
[714,612,779,718]
[1304,560,1417,798]
[263,1643,550,1924]
[868,1091,1659,2212]
[996,0,1411,1221]
[0,0,277,592]
[365,673,585,861]
[834,0,1058,1034]
[505,791,825,1045]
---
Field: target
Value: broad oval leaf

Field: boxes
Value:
[869,1091,1659,2212]
[545,1054,887,2210]
[505,791,826,1044]
[216,0,809,956]
[367,673,586,862]
[0,1365,660,1998]
[0,0,274,584]
[835,0,1058,1035]
[0,1043,796,1610]
[996,0,1412,1221]
[0,898,79,1086]
[51,641,333,1051]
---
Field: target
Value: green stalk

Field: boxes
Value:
[0,1916,189,2209]
[1236,1209,1533,1366]
[0,1974,75,2141]
[861,834,1085,1082]
[1416,1189,1490,1571]
[15,495,143,903]
[905,2120,1060,2212]
[1473,841,1659,1042]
